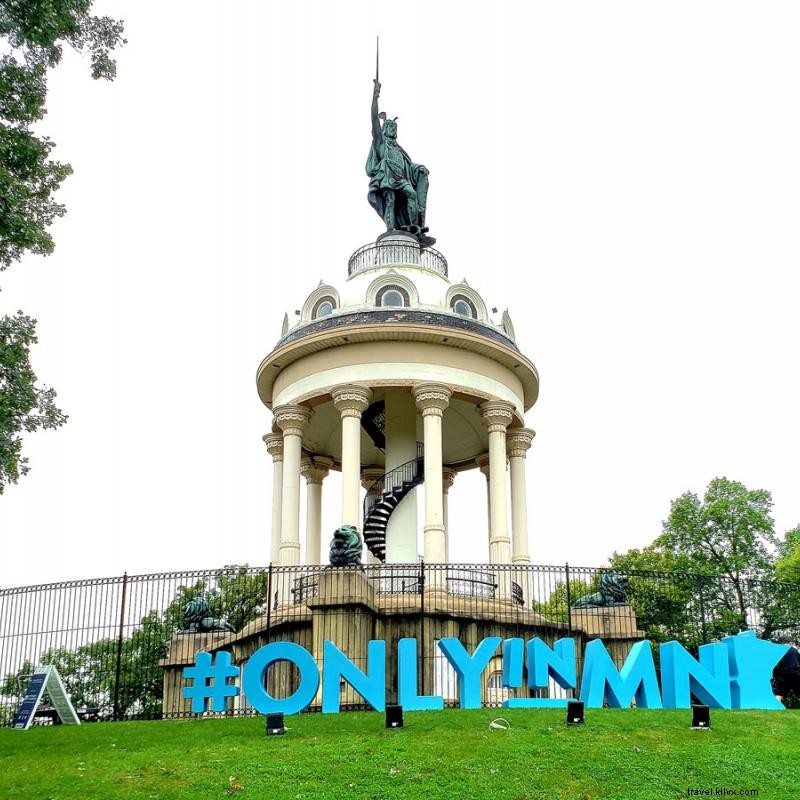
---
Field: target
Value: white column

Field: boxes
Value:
[506,428,535,564]
[480,400,515,566]
[263,433,284,565]
[274,404,312,566]
[475,452,491,560]
[442,468,456,563]
[414,383,452,566]
[301,456,333,565]
[331,385,373,528]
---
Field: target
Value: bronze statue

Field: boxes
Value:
[366,52,433,247]
[329,525,363,566]
[572,573,630,608]
[181,596,235,633]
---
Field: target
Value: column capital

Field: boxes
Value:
[262,432,284,462]
[506,427,536,459]
[442,467,457,493]
[361,466,385,490]
[479,400,515,433]
[475,452,490,478]
[301,456,334,485]
[273,404,313,436]
[414,382,452,417]
[331,384,373,417]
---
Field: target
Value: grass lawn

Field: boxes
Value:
[1,708,798,800]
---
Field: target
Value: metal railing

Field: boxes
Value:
[1,563,798,724]
[363,442,425,521]
[348,240,448,278]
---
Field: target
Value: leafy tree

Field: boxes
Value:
[0,312,67,491]
[0,566,270,719]
[609,547,700,646]
[776,525,800,584]
[0,1,124,490]
[533,577,595,624]
[657,477,777,629]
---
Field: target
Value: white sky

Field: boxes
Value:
[1,1,799,588]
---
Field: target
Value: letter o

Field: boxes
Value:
[242,642,320,715]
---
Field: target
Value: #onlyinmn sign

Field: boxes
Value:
[182,630,789,715]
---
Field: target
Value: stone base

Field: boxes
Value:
[571,605,644,639]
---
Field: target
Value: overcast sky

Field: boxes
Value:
[1,1,799,588]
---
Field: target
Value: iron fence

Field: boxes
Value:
[1,563,798,725]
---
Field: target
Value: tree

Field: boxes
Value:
[533,577,595,624]
[608,478,799,644]
[0,1,125,490]
[0,566,271,719]
[776,525,800,584]
[0,312,67,490]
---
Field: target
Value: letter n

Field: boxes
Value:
[660,641,731,709]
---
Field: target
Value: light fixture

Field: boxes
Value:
[691,704,710,730]
[566,700,585,725]
[385,704,403,728]
[266,712,285,736]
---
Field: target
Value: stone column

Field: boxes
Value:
[263,433,284,565]
[506,428,535,564]
[475,452,491,559]
[414,383,452,568]
[274,404,312,566]
[442,468,456,563]
[301,456,333,565]
[480,400,515,566]
[331,385,372,528]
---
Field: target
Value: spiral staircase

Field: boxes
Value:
[359,401,424,562]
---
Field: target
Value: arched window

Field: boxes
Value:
[312,296,336,319]
[451,295,477,318]
[376,285,409,308]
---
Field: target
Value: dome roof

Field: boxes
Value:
[279,233,517,347]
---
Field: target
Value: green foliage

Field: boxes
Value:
[0,2,124,489]
[0,311,67,491]
[609,478,800,644]
[776,525,800,583]
[533,577,595,623]
[0,1,125,268]
[0,567,270,719]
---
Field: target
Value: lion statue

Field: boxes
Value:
[572,573,629,608]
[181,596,235,633]
[329,525,363,567]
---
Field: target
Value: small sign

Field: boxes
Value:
[12,666,80,730]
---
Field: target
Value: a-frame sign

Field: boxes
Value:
[12,666,80,730]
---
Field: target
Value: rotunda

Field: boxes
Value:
[257,231,539,590]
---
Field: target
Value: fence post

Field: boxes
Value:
[419,559,426,697]
[697,574,708,644]
[113,572,129,721]
[265,563,274,645]
[564,563,573,634]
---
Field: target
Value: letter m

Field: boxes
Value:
[579,640,662,708]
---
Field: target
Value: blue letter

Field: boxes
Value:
[502,638,524,689]
[660,641,731,709]
[504,638,574,709]
[322,640,386,714]
[242,642,320,716]
[397,638,443,711]
[723,631,788,710]
[580,640,662,709]
[438,637,501,709]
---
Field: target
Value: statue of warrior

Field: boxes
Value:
[366,79,434,247]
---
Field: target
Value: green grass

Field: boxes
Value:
[2,709,798,800]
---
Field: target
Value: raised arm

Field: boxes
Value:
[371,80,382,142]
